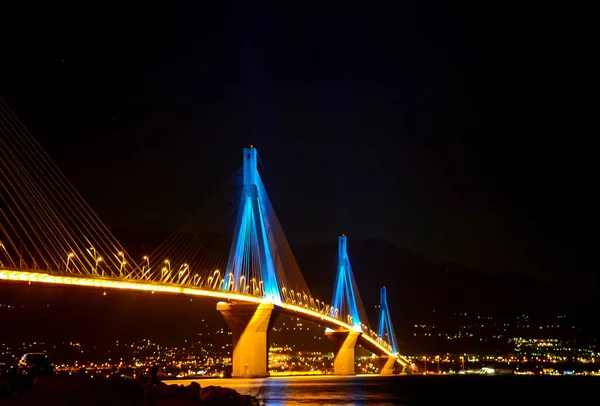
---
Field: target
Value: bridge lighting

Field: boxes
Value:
[87,247,98,266]
[116,252,126,275]
[177,264,190,284]
[161,267,171,283]
[0,270,405,364]
[225,272,233,291]
[210,270,220,289]
[66,253,75,273]
[207,270,221,290]
[93,256,103,275]
[141,256,150,280]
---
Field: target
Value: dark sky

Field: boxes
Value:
[0,3,594,290]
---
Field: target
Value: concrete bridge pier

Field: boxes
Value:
[379,356,396,375]
[217,302,277,378]
[325,330,360,375]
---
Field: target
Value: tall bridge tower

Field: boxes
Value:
[325,235,369,375]
[221,147,280,304]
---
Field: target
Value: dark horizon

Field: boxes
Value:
[1,2,595,294]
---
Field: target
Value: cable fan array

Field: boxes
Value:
[0,98,138,277]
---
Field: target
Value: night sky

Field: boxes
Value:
[1,3,594,291]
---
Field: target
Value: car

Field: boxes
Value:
[17,353,54,377]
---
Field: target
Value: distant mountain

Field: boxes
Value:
[107,231,563,320]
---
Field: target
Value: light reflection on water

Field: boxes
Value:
[166,374,595,405]
[167,374,407,405]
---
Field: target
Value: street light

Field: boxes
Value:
[460,356,465,371]
[161,267,170,283]
[210,270,220,290]
[436,355,440,374]
[94,257,103,275]
[177,264,189,284]
[117,251,126,277]
[142,256,150,279]
[0,242,5,267]
[66,253,75,273]
[423,356,427,374]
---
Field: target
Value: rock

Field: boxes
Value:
[198,385,258,406]
[2,375,257,406]
[186,382,201,401]
[167,382,201,402]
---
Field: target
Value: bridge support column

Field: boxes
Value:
[379,356,396,375]
[217,302,276,378]
[325,330,360,375]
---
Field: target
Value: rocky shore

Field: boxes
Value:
[0,375,260,405]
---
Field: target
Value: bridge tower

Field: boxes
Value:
[325,235,365,375]
[377,286,399,375]
[221,147,281,304]
[378,287,398,355]
[217,147,281,378]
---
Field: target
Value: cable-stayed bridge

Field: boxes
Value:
[0,99,413,378]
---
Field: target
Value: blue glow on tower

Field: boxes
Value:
[222,147,281,304]
[331,235,362,331]
[377,286,398,355]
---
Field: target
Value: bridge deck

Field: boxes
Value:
[1,269,410,368]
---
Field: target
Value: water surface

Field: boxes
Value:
[167,374,595,405]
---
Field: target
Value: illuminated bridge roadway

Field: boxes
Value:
[0,266,409,378]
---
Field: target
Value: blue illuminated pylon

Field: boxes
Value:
[221,147,281,304]
[331,235,362,331]
[377,287,398,355]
